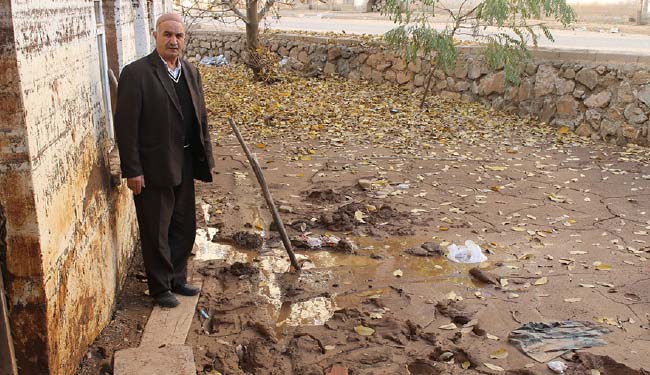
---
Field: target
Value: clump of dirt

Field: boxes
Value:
[435,300,480,325]
[232,231,264,249]
[319,202,401,232]
[188,261,466,375]
[306,189,346,203]
[230,262,258,277]
[568,352,648,375]
[406,242,444,257]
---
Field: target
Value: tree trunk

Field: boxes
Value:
[419,69,435,110]
[246,0,259,52]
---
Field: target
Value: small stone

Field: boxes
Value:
[357,179,372,190]
[279,205,293,214]
[575,122,592,137]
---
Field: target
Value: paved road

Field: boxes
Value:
[207,14,650,55]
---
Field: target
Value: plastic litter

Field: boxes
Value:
[446,240,488,263]
[199,55,228,66]
[199,309,209,319]
[279,56,289,67]
[547,360,568,374]
[306,236,323,249]
[320,235,341,247]
[509,321,610,363]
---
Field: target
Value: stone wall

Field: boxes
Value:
[0,0,168,374]
[187,31,650,146]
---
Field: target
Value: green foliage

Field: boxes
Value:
[382,0,576,87]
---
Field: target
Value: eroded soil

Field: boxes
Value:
[79,66,650,375]
[189,66,650,375]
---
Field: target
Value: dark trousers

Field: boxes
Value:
[134,148,196,297]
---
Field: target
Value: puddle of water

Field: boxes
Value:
[194,227,489,334]
[200,202,211,224]
[276,296,336,328]
[194,228,252,263]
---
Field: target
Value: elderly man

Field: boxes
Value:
[114,13,215,308]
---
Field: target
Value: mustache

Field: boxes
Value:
[167,44,179,48]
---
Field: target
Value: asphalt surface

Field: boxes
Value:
[204,13,650,55]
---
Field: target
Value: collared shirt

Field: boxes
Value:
[160,54,182,83]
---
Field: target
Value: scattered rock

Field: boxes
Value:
[357,179,373,190]
[468,267,501,286]
[421,242,443,255]
[279,205,294,213]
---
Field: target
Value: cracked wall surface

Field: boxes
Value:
[0,0,169,373]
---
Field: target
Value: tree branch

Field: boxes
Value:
[222,0,248,22]
[259,0,276,20]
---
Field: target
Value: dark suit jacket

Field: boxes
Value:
[114,51,215,187]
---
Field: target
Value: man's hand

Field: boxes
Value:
[127,175,145,195]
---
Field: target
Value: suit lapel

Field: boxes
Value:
[180,59,202,126]
[149,52,183,117]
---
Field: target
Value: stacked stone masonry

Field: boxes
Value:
[187,31,650,146]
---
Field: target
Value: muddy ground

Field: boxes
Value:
[79,68,650,375]
[188,135,650,374]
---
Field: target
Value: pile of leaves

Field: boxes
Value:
[201,65,650,164]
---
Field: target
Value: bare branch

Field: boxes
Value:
[222,0,248,22]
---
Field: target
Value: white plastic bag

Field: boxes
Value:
[446,240,487,263]
[547,360,568,374]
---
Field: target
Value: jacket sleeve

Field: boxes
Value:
[196,69,216,171]
[113,65,143,178]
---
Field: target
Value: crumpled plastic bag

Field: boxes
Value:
[509,321,610,363]
[447,240,487,263]
[547,360,568,374]
[199,55,228,66]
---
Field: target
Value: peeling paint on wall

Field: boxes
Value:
[0,0,170,373]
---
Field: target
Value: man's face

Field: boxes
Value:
[154,20,185,62]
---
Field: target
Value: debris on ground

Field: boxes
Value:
[447,240,488,263]
[199,55,228,66]
[567,352,648,375]
[469,267,501,286]
[435,300,480,325]
[548,360,568,374]
[232,231,264,249]
[509,321,610,362]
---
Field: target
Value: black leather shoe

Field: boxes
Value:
[172,283,200,296]
[154,291,180,308]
